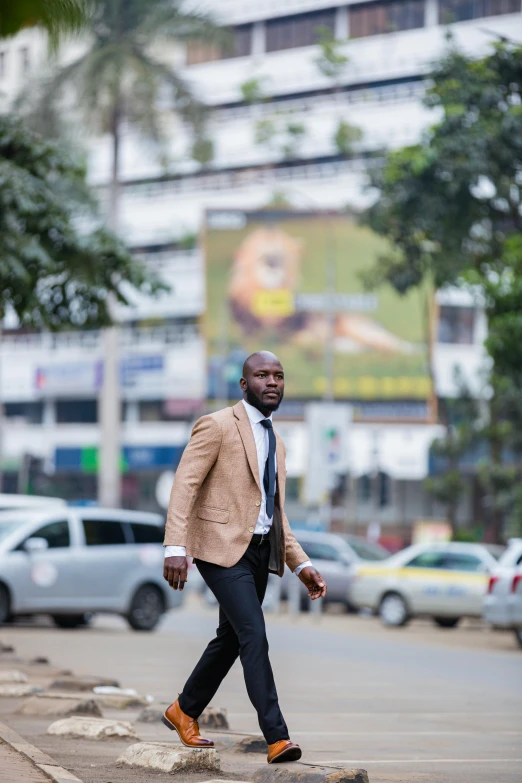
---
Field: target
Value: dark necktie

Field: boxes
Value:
[260,418,276,519]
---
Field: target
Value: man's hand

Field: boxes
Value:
[163,556,188,590]
[298,566,327,600]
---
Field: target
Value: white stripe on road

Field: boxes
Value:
[290,730,522,736]
[228,711,521,717]
[306,759,522,764]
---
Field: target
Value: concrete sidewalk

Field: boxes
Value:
[0,722,83,783]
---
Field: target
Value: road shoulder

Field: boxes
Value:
[0,720,83,783]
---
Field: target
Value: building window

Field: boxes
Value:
[266,9,336,52]
[56,399,98,424]
[438,305,475,345]
[439,0,519,22]
[19,46,30,75]
[4,402,43,424]
[350,0,425,38]
[186,24,252,65]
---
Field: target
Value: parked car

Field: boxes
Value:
[0,494,66,512]
[483,538,522,648]
[278,530,390,611]
[348,542,502,627]
[0,507,183,630]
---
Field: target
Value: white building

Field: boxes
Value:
[1,1,520,537]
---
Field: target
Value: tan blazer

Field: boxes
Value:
[164,401,308,576]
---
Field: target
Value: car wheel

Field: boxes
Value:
[433,616,460,629]
[514,628,522,649]
[52,614,91,629]
[127,585,164,631]
[344,601,358,614]
[379,592,410,627]
[0,584,11,624]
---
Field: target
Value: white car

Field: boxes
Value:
[483,539,522,648]
[0,494,66,511]
[0,507,183,630]
[348,542,502,627]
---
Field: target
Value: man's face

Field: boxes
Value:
[241,358,285,413]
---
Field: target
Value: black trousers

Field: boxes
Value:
[178,539,289,745]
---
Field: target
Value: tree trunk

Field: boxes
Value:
[98,103,122,508]
[488,394,504,544]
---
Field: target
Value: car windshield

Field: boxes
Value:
[344,539,389,561]
[0,520,24,542]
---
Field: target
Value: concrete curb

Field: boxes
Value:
[0,720,84,783]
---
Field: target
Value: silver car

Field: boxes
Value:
[278,530,389,611]
[0,507,183,630]
[483,539,522,648]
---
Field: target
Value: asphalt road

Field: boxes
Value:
[1,597,521,783]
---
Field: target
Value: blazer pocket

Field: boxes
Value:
[197,505,229,524]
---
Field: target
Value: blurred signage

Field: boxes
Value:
[163,399,205,418]
[55,445,185,474]
[412,521,452,544]
[36,362,102,395]
[120,355,164,387]
[304,403,353,506]
[204,209,433,404]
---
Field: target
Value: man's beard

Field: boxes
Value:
[245,384,283,413]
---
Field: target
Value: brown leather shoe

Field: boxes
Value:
[162,699,214,748]
[267,739,302,763]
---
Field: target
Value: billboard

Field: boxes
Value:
[204,210,432,402]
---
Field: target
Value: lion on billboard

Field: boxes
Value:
[228,226,417,354]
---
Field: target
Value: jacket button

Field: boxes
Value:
[255,501,261,506]
[249,527,254,533]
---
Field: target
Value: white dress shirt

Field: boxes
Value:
[164,399,312,576]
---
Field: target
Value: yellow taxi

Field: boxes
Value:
[348,542,502,628]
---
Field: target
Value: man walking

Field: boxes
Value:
[163,351,327,763]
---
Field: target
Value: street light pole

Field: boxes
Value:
[323,212,336,402]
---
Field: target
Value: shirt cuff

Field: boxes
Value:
[294,560,312,576]
[164,545,187,558]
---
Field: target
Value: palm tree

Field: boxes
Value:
[36,0,222,230]
[26,0,223,507]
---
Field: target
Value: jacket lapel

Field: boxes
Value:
[233,401,261,490]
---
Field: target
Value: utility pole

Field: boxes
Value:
[0,325,3,492]
[98,122,122,508]
[98,326,121,506]
[323,212,336,402]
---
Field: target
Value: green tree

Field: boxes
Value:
[191,136,214,169]
[424,370,481,538]
[365,41,522,542]
[0,0,90,50]
[314,26,349,82]
[240,77,266,105]
[312,27,363,160]
[0,114,159,328]
[334,119,362,157]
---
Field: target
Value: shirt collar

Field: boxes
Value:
[241,399,273,424]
